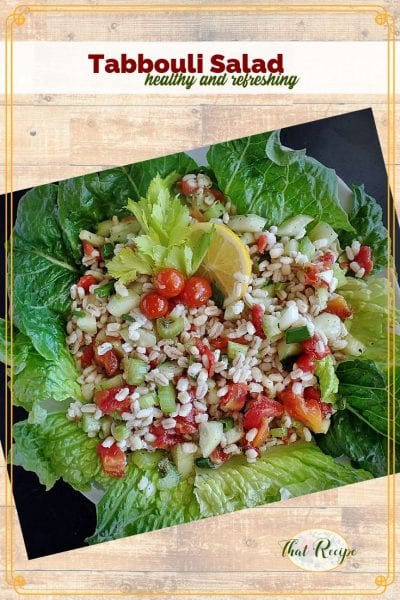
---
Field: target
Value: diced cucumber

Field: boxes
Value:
[284,239,299,254]
[278,339,301,361]
[343,334,365,357]
[313,313,342,342]
[158,361,182,379]
[82,414,101,434]
[262,315,282,342]
[171,443,195,478]
[109,220,140,243]
[332,263,348,288]
[94,281,114,298]
[285,325,312,344]
[277,215,314,238]
[204,202,225,220]
[316,287,329,310]
[139,392,157,409]
[73,309,86,318]
[100,416,112,436]
[79,229,105,246]
[156,316,185,339]
[309,222,338,246]
[137,330,157,348]
[76,313,97,336]
[299,236,316,260]
[157,462,180,490]
[158,383,177,414]
[132,449,163,469]
[96,219,114,237]
[107,291,140,317]
[199,421,224,458]
[95,374,124,391]
[279,304,299,330]
[220,417,234,432]
[269,427,288,438]
[227,341,248,361]
[228,214,267,232]
[127,358,148,385]
[111,422,130,441]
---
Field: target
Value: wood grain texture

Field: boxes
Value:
[1,1,399,599]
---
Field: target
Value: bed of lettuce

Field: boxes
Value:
[1,129,398,546]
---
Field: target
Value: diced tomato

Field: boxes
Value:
[354,245,373,276]
[195,338,215,377]
[97,443,127,478]
[304,264,322,287]
[251,420,269,448]
[279,388,324,433]
[76,274,97,292]
[209,187,226,202]
[302,335,330,360]
[243,395,284,430]
[149,424,182,449]
[94,385,133,414]
[82,240,95,256]
[95,348,120,376]
[257,234,268,254]
[304,386,333,419]
[175,407,198,435]
[80,344,94,368]
[251,304,265,338]
[219,383,248,412]
[210,336,229,350]
[209,446,229,465]
[325,295,353,320]
[180,177,198,196]
[321,251,335,268]
[295,352,317,373]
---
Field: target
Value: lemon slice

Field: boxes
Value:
[190,222,252,306]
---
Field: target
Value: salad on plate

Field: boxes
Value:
[2,129,398,546]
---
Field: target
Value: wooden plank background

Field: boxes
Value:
[0,1,399,598]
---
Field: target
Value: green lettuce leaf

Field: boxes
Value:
[339,184,388,272]
[87,462,200,544]
[340,275,399,367]
[315,355,339,404]
[316,410,399,478]
[0,319,30,375]
[12,413,105,492]
[336,360,400,443]
[194,441,372,518]
[207,129,353,231]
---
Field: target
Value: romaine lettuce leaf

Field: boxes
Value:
[315,355,339,404]
[207,129,353,231]
[336,360,400,443]
[341,275,399,367]
[316,410,399,478]
[339,184,388,272]
[12,413,105,492]
[87,462,200,544]
[194,441,372,518]
[0,319,30,375]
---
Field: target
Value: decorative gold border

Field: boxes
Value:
[3,2,397,596]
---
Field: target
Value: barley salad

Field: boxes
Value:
[3,129,398,545]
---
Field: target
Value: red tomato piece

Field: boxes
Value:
[257,234,268,254]
[302,335,331,360]
[181,276,212,308]
[82,240,95,256]
[243,395,284,430]
[321,251,335,268]
[175,407,198,435]
[194,338,215,377]
[304,264,321,287]
[209,447,230,465]
[219,383,248,412]
[209,188,226,202]
[295,352,317,373]
[210,336,229,350]
[180,177,198,196]
[304,386,333,419]
[251,304,265,338]
[149,424,182,449]
[325,296,353,320]
[251,420,269,448]
[154,268,185,298]
[80,344,94,368]
[94,385,133,414]
[77,274,97,292]
[279,388,324,433]
[140,292,169,319]
[97,442,127,478]
[95,348,120,376]
[354,245,373,276]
